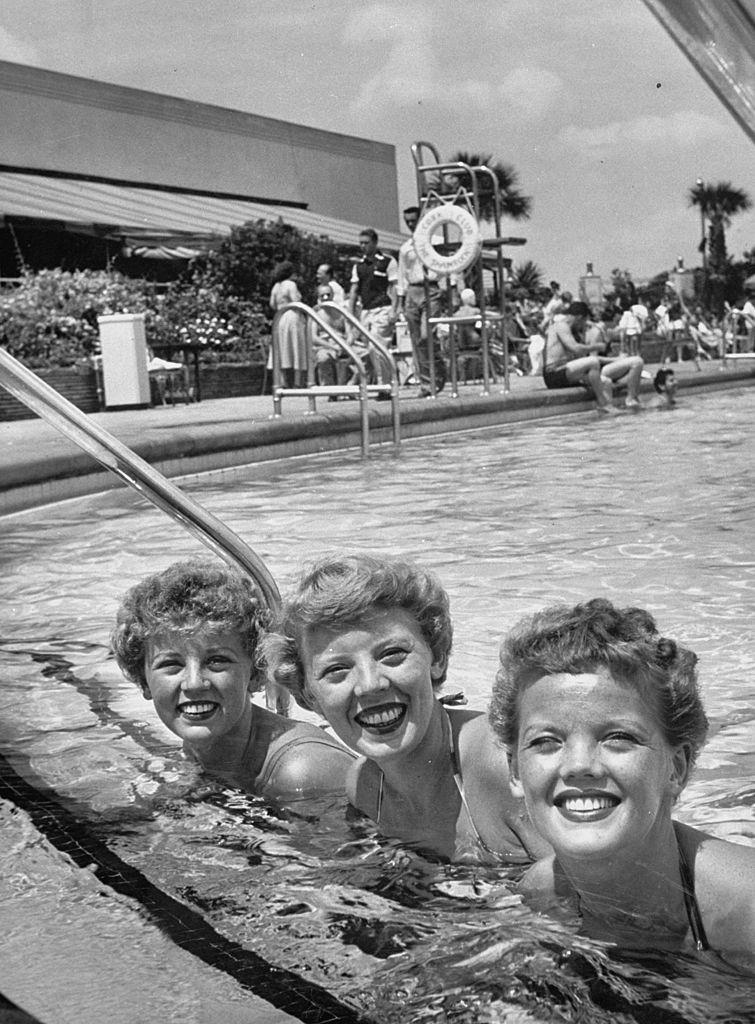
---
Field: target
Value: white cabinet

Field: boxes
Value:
[97,314,151,408]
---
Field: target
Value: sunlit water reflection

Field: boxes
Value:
[2,387,754,1021]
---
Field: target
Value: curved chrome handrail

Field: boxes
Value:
[0,347,281,610]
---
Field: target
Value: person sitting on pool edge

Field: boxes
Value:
[111,559,354,802]
[543,301,644,414]
[260,554,551,864]
[489,598,755,959]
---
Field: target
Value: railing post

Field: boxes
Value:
[271,309,283,417]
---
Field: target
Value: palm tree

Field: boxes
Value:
[429,151,532,223]
[510,259,544,297]
[689,180,752,310]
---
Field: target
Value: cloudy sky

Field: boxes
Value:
[2,0,753,291]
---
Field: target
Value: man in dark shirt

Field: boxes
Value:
[349,227,398,389]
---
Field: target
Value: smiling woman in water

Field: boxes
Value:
[111,559,354,802]
[489,598,755,961]
[261,554,549,864]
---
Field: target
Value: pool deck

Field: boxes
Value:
[1,358,754,516]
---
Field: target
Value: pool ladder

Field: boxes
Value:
[270,301,401,458]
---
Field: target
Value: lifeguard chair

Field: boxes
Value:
[409,142,526,396]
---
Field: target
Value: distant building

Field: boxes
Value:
[0,60,402,274]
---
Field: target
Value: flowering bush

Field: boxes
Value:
[148,284,269,365]
[0,220,356,369]
[0,269,154,368]
[0,269,270,369]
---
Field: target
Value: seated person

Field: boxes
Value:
[261,554,550,864]
[489,598,755,958]
[686,308,722,358]
[111,559,354,801]
[313,283,349,391]
[543,301,644,414]
[453,288,482,347]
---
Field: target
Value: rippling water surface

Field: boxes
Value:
[2,387,755,1022]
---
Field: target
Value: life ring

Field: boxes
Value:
[413,204,482,276]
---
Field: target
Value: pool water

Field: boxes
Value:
[1,387,754,1022]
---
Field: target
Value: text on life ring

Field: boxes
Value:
[413,205,482,275]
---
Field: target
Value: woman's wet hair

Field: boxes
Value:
[111,559,267,694]
[654,368,675,393]
[260,554,453,710]
[489,598,708,765]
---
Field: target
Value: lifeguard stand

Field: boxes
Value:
[409,142,526,395]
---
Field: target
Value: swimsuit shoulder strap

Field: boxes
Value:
[674,821,709,951]
[446,711,498,861]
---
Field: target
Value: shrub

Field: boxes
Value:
[0,269,154,368]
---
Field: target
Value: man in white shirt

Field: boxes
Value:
[396,205,448,395]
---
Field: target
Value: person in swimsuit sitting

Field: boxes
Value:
[544,301,644,414]
[260,554,550,864]
[111,559,354,802]
[489,598,755,959]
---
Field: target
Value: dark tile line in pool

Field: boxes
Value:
[0,751,371,1024]
[0,991,43,1024]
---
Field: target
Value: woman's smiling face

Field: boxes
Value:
[301,607,444,761]
[509,667,687,864]
[144,627,253,751]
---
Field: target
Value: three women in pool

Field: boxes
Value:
[488,598,755,959]
[111,559,354,802]
[261,555,550,864]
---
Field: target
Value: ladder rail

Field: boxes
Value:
[270,302,401,456]
[320,301,401,448]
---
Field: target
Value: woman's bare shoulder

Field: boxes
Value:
[679,822,755,953]
[260,721,355,800]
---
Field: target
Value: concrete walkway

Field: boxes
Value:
[1,359,754,515]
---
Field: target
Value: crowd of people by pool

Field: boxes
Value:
[268,210,755,414]
[111,554,755,968]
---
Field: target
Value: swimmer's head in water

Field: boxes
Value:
[112,560,266,695]
[654,368,676,394]
[489,597,708,768]
[261,554,453,709]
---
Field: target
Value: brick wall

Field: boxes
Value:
[0,366,101,421]
[0,363,269,420]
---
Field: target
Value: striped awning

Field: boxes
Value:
[0,171,406,253]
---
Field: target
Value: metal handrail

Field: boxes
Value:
[721,310,755,367]
[0,346,281,611]
[320,302,401,449]
[270,301,400,456]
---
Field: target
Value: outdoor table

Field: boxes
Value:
[150,343,203,402]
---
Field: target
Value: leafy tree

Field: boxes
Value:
[428,151,532,223]
[192,218,353,306]
[510,259,544,297]
[689,180,752,311]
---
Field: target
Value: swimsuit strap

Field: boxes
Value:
[376,768,384,825]
[674,822,709,951]
[375,710,497,861]
[446,711,498,860]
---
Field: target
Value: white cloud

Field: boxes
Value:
[497,66,563,121]
[560,110,728,151]
[345,13,564,123]
[0,25,38,64]
[342,3,432,45]
[350,34,440,111]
